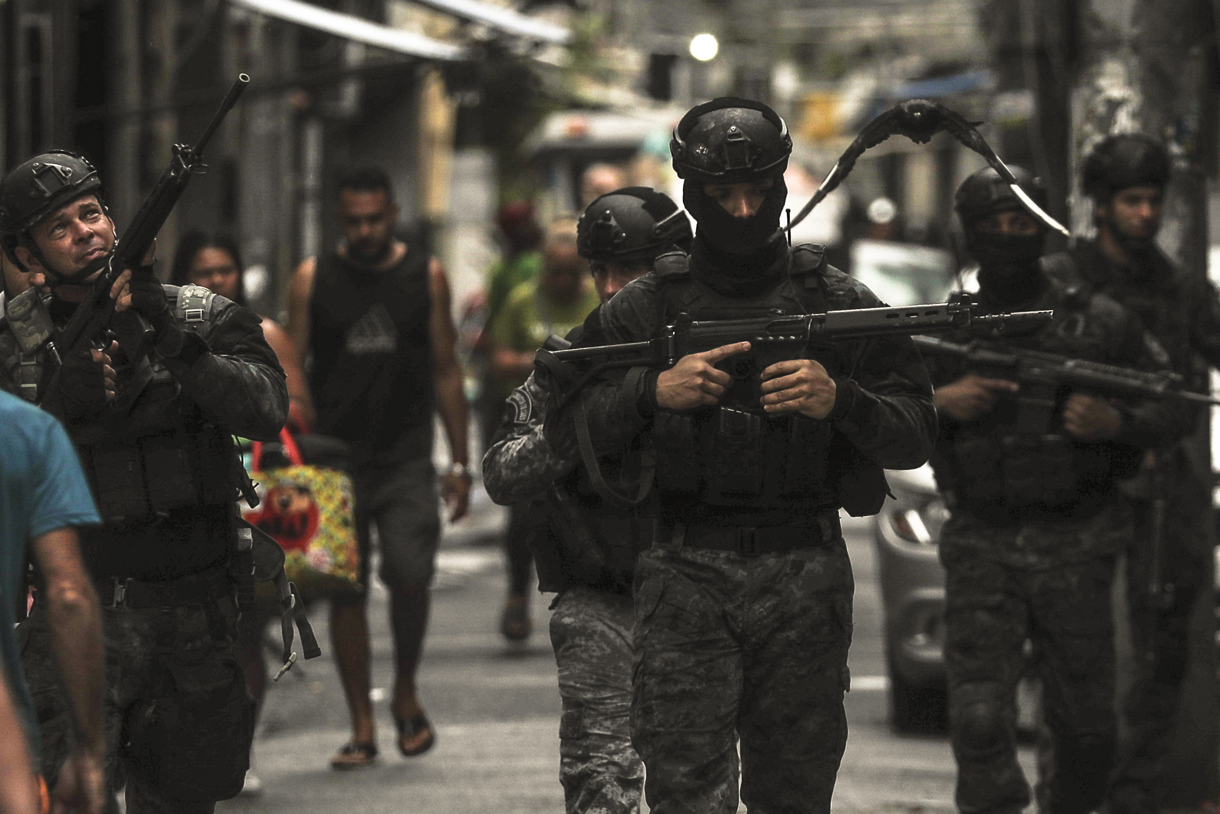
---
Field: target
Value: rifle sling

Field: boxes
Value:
[572,381,654,509]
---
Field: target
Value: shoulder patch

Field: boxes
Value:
[505,387,536,427]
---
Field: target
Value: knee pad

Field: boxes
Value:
[955,699,1004,753]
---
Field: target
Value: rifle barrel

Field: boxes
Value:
[193,74,250,156]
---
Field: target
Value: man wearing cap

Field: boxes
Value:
[542,98,936,813]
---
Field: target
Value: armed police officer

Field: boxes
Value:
[1045,134,1220,814]
[0,150,288,814]
[929,166,1184,814]
[483,187,691,814]
[546,98,936,814]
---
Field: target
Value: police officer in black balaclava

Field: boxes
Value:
[552,96,938,814]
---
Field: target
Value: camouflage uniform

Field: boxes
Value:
[1048,241,1220,814]
[565,241,936,814]
[927,270,1183,814]
[484,341,645,814]
[0,284,287,814]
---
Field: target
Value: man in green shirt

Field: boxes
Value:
[485,219,601,641]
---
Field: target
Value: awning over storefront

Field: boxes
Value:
[230,0,469,61]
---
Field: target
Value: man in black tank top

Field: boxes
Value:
[287,167,470,768]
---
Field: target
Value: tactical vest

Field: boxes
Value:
[935,280,1137,513]
[0,285,243,523]
[647,244,884,514]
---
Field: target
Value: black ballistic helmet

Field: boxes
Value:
[670,97,792,184]
[577,187,692,263]
[1082,133,1170,200]
[0,150,104,267]
[954,166,1047,228]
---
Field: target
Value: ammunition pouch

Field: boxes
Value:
[653,406,851,510]
[77,422,236,524]
[124,651,254,803]
[951,433,1082,510]
[830,431,891,517]
[544,487,646,592]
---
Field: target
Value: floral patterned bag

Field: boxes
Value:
[243,430,361,599]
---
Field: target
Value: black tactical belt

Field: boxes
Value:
[664,512,842,557]
[100,565,232,609]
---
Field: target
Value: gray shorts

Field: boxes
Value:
[351,457,442,593]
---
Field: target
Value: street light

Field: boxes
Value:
[689,33,718,62]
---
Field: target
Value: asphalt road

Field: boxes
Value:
[217,486,1036,814]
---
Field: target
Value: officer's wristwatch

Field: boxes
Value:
[447,462,472,480]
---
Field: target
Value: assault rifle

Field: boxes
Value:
[538,295,1054,406]
[39,74,250,405]
[914,333,1197,631]
[912,335,1220,408]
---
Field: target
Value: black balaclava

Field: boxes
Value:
[684,173,788,256]
[685,174,790,295]
[965,219,1047,307]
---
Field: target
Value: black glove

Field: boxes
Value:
[59,346,114,417]
[128,269,185,356]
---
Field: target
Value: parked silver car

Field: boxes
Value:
[872,463,952,732]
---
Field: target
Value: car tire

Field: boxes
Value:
[888,660,950,735]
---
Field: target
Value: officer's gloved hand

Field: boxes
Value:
[127,268,186,357]
[59,343,116,417]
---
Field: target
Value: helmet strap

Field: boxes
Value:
[25,240,107,289]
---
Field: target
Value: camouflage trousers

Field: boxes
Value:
[19,589,252,814]
[631,539,854,814]
[1106,496,1211,814]
[941,512,1124,814]
[550,586,642,814]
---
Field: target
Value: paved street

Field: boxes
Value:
[218,486,1035,814]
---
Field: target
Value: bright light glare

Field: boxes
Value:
[689,33,719,62]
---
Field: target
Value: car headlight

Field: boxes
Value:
[890,493,950,546]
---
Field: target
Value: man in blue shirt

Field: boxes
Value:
[1,388,106,814]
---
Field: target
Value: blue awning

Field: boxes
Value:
[892,69,993,101]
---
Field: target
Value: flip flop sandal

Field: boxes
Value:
[396,712,436,757]
[330,740,378,770]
